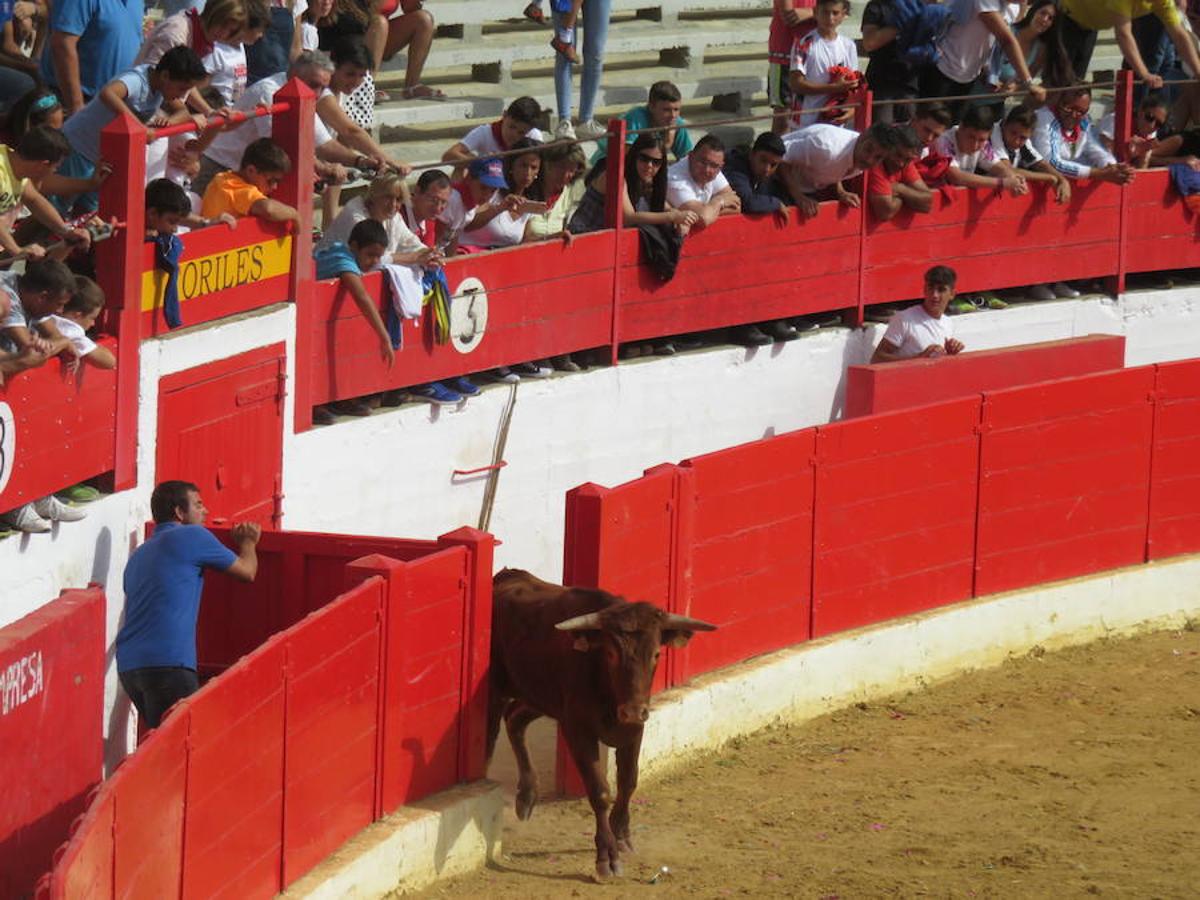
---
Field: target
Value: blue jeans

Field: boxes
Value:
[553,0,611,122]
[1132,13,1182,104]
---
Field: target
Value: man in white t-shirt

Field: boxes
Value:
[920,0,1045,115]
[871,265,965,362]
[441,96,546,164]
[787,0,860,129]
[665,135,741,229]
[780,121,893,216]
[932,105,1028,196]
[191,51,361,195]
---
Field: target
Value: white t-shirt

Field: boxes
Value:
[461,193,532,248]
[39,314,97,357]
[936,0,1020,84]
[991,122,1044,169]
[665,157,731,206]
[782,124,861,193]
[788,32,859,128]
[205,42,249,106]
[934,126,1003,172]
[459,122,546,156]
[0,270,29,352]
[315,195,426,262]
[205,73,335,170]
[881,303,955,360]
[301,21,319,50]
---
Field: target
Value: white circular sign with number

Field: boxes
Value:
[450,277,488,354]
[0,401,14,497]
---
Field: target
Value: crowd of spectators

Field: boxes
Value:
[2,0,1200,528]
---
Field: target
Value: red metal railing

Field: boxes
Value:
[39,526,494,899]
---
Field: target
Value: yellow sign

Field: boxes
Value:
[141,235,293,312]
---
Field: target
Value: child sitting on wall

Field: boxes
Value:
[36,275,116,370]
[200,138,300,226]
[312,218,395,424]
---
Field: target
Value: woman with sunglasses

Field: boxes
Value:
[567,132,699,235]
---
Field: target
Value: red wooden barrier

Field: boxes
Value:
[974,367,1156,596]
[139,218,295,336]
[307,231,616,406]
[0,344,117,512]
[282,576,383,883]
[845,334,1127,418]
[676,429,815,678]
[0,587,104,900]
[112,708,190,897]
[616,203,861,343]
[1147,358,1200,560]
[864,181,1123,302]
[1122,168,1200,275]
[196,527,457,673]
[183,639,287,900]
[812,396,982,637]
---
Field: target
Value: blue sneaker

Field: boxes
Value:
[410,382,463,406]
[447,376,480,397]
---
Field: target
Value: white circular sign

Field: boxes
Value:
[450,276,488,354]
[0,401,14,497]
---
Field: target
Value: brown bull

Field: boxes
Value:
[487,568,717,879]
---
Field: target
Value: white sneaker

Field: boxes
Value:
[1027,283,1056,302]
[554,118,576,141]
[34,495,87,522]
[1051,281,1081,298]
[1,503,52,533]
[575,119,607,140]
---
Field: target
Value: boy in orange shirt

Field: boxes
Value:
[200,139,300,225]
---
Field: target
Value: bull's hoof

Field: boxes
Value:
[515,788,538,821]
[593,860,612,882]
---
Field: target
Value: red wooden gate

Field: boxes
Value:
[157,344,287,529]
[1147,359,1200,560]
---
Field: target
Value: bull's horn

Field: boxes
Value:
[663,614,718,631]
[555,612,605,631]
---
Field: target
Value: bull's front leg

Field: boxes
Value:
[562,729,622,880]
[608,730,642,855]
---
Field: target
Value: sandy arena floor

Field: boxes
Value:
[414,626,1200,899]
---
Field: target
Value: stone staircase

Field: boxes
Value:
[364,1,1122,168]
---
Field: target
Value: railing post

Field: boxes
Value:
[1112,69,1133,296]
[96,114,145,492]
[272,79,316,432]
[852,87,874,328]
[604,119,627,366]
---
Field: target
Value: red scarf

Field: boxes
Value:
[401,202,437,247]
[186,9,214,58]
[490,120,507,150]
[1059,121,1081,145]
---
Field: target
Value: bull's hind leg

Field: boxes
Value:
[608,731,642,855]
[504,701,543,820]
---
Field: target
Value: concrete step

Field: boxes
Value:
[428,0,772,31]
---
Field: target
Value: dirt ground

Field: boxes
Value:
[415,627,1200,899]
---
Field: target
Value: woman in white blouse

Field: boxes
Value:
[317,171,440,266]
[460,138,546,249]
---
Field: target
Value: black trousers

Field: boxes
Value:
[1060,14,1099,83]
[119,666,199,729]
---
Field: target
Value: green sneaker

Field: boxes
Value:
[947,297,978,315]
[980,293,1009,310]
[57,483,101,504]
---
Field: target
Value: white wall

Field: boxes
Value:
[282,288,1200,580]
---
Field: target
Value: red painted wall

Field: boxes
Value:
[845,334,1127,418]
[0,587,104,900]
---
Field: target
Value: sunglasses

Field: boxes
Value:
[1141,111,1165,125]
[637,153,664,167]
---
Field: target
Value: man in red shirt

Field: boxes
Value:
[767,0,816,135]
[867,125,934,221]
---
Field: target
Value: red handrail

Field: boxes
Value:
[147,101,293,142]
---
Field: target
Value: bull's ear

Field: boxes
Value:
[572,635,591,652]
[661,630,693,649]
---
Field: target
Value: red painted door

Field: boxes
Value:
[157,344,286,529]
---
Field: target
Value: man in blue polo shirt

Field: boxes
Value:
[116,480,261,728]
[40,0,144,115]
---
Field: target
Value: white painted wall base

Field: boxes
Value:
[281,781,504,899]
[283,554,1200,897]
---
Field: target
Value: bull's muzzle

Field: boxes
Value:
[618,702,650,724]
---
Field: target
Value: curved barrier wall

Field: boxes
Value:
[40,527,493,899]
[560,357,1200,788]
